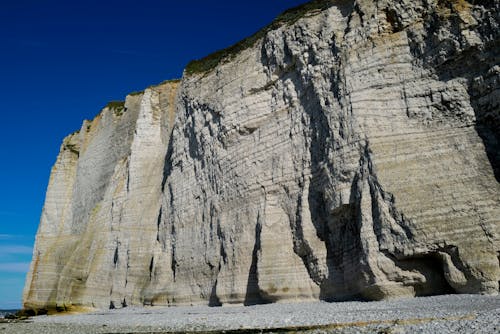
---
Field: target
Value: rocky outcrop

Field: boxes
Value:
[24,0,499,310]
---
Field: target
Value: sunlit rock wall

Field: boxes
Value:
[24,0,499,310]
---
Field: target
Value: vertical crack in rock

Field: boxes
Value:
[217,222,227,265]
[161,133,176,189]
[113,245,119,267]
[125,248,130,288]
[156,208,162,242]
[209,281,222,307]
[244,214,266,306]
[170,222,177,281]
[149,257,154,280]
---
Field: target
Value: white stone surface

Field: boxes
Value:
[24,0,500,310]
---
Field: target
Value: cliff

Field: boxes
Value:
[24,0,500,311]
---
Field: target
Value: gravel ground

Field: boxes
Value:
[2,294,499,333]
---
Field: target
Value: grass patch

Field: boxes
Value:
[105,101,125,109]
[185,0,334,75]
[105,101,126,116]
[128,90,144,96]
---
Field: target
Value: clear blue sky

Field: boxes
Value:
[0,0,309,309]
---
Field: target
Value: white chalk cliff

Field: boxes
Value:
[24,0,500,311]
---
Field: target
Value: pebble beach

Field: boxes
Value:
[2,294,499,333]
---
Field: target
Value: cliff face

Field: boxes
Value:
[24,0,500,310]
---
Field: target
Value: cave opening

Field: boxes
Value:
[398,253,456,297]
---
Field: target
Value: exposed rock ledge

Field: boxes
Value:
[24,0,499,311]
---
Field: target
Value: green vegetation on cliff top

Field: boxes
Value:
[128,90,143,96]
[105,101,126,116]
[105,100,125,109]
[185,0,334,75]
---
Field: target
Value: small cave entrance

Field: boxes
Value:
[397,253,456,297]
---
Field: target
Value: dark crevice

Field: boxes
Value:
[217,223,228,265]
[113,246,119,267]
[171,225,177,281]
[208,281,222,307]
[497,251,500,288]
[125,249,130,288]
[244,215,270,306]
[156,208,162,242]
[384,8,404,33]
[161,128,176,189]
[353,2,365,26]
[149,257,154,280]
[126,159,130,193]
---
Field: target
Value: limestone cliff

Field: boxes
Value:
[24,0,500,310]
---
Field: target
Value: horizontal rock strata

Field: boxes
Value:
[24,0,499,310]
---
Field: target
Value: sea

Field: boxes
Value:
[0,310,18,318]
